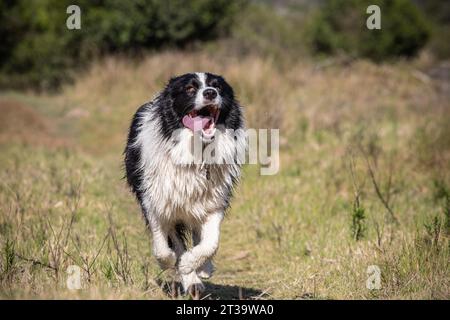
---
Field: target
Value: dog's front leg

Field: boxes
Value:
[148,216,176,270]
[193,229,214,279]
[178,212,223,293]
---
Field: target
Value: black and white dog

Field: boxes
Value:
[124,72,245,295]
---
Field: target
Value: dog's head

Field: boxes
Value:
[160,72,243,143]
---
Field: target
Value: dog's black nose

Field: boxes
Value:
[203,88,217,100]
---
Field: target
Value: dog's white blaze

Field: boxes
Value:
[194,72,222,111]
[195,72,206,88]
[194,72,206,109]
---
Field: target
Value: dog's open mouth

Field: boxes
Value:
[182,105,220,139]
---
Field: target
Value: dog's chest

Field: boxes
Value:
[142,154,233,222]
[137,121,242,222]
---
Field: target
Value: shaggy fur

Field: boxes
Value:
[124,72,245,294]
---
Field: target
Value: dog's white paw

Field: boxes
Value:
[181,272,204,298]
[197,259,214,279]
[178,251,196,274]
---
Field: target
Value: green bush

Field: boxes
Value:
[0,0,244,90]
[417,0,450,59]
[307,0,431,61]
[229,3,307,59]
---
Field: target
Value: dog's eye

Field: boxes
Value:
[186,86,196,94]
[211,83,221,91]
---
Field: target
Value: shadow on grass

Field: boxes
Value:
[156,278,266,300]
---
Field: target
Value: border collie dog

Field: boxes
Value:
[124,72,245,295]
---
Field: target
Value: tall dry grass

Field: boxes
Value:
[0,49,449,299]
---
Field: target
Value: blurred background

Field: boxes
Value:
[0,0,449,299]
[1,0,449,89]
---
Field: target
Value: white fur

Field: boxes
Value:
[132,101,245,293]
[196,72,206,88]
[194,72,221,110]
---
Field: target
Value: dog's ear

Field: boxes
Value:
[167,75,182,86]
[161,76,180,100]
[164,76,178,92]
[164,74,191,98]
[214,75,234,99]
[168,73,196,88]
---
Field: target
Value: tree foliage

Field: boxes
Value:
[307,0,430,61]
[0,0,244,89]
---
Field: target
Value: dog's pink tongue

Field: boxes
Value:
[182,115,212,132]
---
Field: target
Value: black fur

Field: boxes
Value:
[154,73,243,140]
[124,103,151,223]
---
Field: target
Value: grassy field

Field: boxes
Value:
[0,51,449,299]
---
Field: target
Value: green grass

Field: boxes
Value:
[0,51,449,299]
